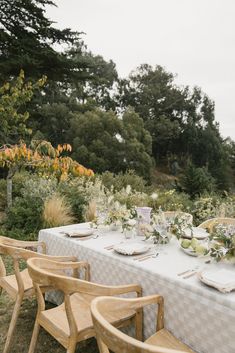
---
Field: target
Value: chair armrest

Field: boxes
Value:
[125,294,164,331]
[0,237,46,253]
[99,283,142,297]
[34,260,90,281]
[27,241,47,254]
[39,254,77,262]
[56,260,90,280]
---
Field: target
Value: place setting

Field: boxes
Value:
[59,226,100,241]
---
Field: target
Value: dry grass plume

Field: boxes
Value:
[43,194,74,228]
[84,200,97,222]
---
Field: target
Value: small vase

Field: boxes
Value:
[124,229,135,239]
[136,207,152,236]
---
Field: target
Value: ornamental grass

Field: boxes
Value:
[43,194,74,228]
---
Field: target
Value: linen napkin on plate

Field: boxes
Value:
[114,242,148,255]
[199,269,235,293]
[64,229,93,237]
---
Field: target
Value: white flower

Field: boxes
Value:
[127,219,136,226]
[107,195,114,205]
[126,185,131,195]
[151,192,158,200]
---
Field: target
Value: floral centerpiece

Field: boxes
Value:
[105,201,131,230]
[141,210,171,244]
[122,218,137,239]
[197,224,235,262]
[169,214,192,239]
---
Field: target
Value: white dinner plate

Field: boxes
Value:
[113,242,150,256]
[64,229,94,237]
[183,227,209,240]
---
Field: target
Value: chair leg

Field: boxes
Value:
[28,319,40,353]
[66,344,76,353]
[135,309,143,341]
[3,295,23,353]
[96,336,110,353]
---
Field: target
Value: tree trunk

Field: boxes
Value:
[6,174,13,208]
[6,167,17,208]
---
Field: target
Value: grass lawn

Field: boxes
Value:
[0,256,99,353]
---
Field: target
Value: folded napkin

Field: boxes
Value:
[200,269,235,293]
[64,229,93,237]
[184,227,208,239]
[114,242,148,255]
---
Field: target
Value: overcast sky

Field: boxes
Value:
[47,0,235,139]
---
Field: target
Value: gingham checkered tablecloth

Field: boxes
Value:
[39,223,235,353]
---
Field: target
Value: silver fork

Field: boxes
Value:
[138,253,159,262]
[177,266,199,277]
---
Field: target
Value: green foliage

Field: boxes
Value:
[0,0,82,82]
[0,0,234,191]
[121,109,153,180]
[0,70,46,144]
[30,103,73,146]
[0,226,37,240]
[12,171,30,198]
[68,109,123,172]
[58,181,87,222]
[101,170,147,192]
[67,108,153,179]
[149,189,192,212]
[179,164,216,198]
[6,196,44,233]
[5,174,57,233]
[192,194,235,225]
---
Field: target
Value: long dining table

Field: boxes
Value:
[39,223,235,353]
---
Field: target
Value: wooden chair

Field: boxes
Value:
[163,212,193,225]
[198,217,235,233]
[91,295,196,353]
[0,237,77,353]
[26,257,142,353]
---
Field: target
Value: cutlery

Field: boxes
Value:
[177,266,199,276]
[104,245,115,250]
[137,253,159,262]
[104,241,124,250]
[183,271,198,279]
[133,252,155,261]
[74,234,99,241]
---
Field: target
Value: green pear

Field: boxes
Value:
[181,239,191,249]
[195,245,207,255]
[190,237,198,250]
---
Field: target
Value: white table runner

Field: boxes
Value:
[39,223,235,353]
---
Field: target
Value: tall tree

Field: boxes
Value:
[118,64,230,186]
[0,0,84,82]
[66,108,153,179]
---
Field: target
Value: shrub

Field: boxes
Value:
[4,174,58,234]
[0,225,37,240]
[6,196,44,233]
[21,174,58,201]
[179,164,216,198]
[101,170,147,192]
[12,171,30,199]
[58,179,88,222]
[192,193,235,225]
[148,189,192,212]
[43,194,74,228]
[113,186,149,208]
